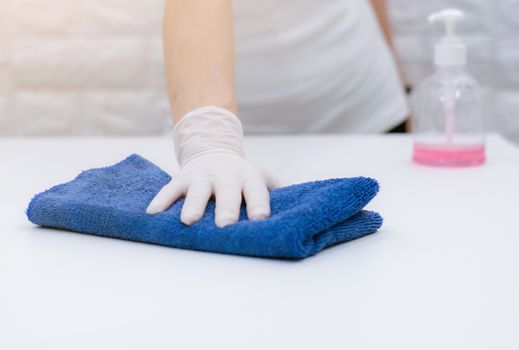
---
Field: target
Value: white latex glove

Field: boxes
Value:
[146,106,273,228]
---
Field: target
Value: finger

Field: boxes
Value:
[243,177,271,220]
[180,180,212,225]
[255,166,279,189]
[265,172,281,189]
[214,182,242,228]
[146,180,186,214]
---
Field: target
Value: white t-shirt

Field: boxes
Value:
[233,0,408,133]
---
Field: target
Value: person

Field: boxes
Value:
[146,0,409,227]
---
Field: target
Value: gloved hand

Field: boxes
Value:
[146,106,274,228]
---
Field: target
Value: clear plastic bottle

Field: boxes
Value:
[412,9,485,167]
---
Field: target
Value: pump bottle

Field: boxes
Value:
[412,9,485,167]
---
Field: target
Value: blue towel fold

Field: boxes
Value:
[27,154,383,259]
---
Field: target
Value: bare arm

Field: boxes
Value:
[370,0,395,48]
[163,0,237,122]
[370,0,408,88]
[370,0,411,129]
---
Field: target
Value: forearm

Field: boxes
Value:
[163,0,237,122]
[370,0,408,89]
[371,0,411,130]
[370,0,395,48]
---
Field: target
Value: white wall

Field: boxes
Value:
[0,0,171,136]
[0,0,518,143]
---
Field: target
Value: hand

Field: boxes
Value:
[146,106,274,228]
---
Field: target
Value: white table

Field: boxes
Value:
[1,135,518,350]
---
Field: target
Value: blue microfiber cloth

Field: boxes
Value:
[27,154,383,259]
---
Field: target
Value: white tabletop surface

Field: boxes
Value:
[1,135,518,349]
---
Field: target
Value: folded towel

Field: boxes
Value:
[27,154,383,259]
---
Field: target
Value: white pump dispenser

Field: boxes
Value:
[428,9,466,66]
[411,8,485,167]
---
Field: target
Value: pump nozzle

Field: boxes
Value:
[428,8,465,39]
[428,8,466,66]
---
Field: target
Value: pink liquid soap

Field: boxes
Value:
[413,143,485,167]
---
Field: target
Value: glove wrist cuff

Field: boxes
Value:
[173,106,244,166]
